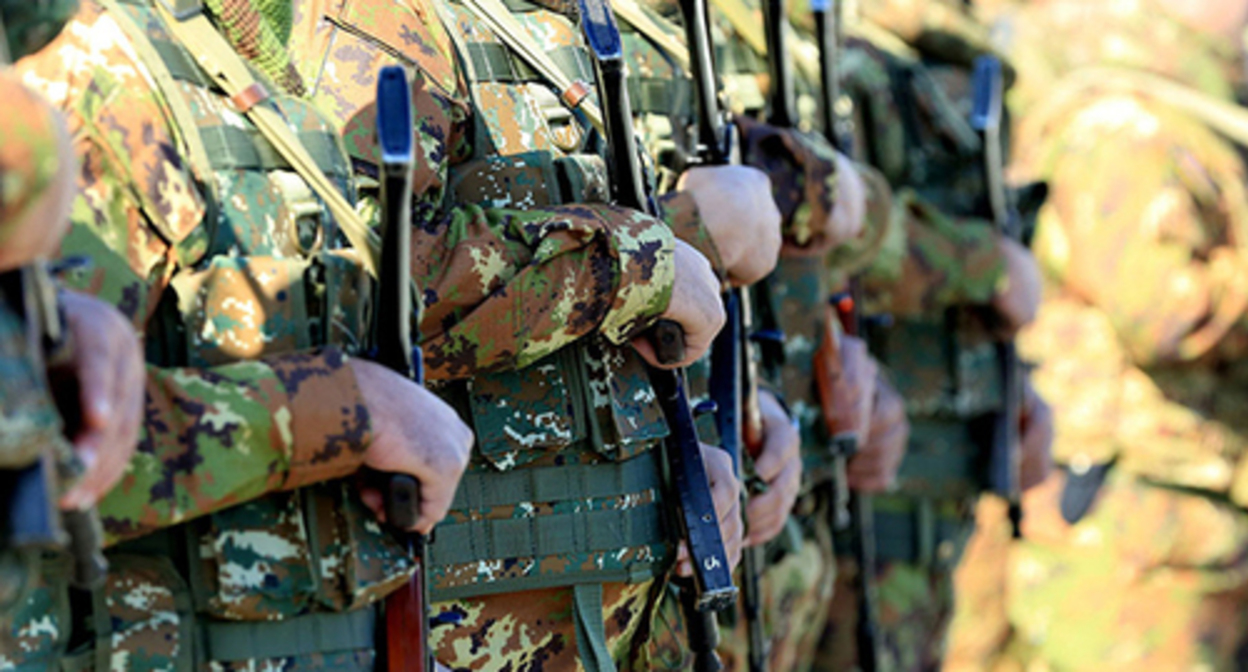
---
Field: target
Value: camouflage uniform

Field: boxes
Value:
[289,0,728,669]
[950,2,1248,669]
[815,3,1014,670]
[6,0,407,667]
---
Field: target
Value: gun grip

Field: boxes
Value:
[651,319,687,365]
[386,475,421,531]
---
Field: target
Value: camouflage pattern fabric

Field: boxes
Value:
[289,0,706,668]
[429,581,658,670]
[7,0,404,666]
[961,2,1248,667]
[290,0,682,380]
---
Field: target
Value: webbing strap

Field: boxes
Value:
[573,583,615,672]
[610,0,689,71]
[203,608,376,661]
[430,452,664,565]
[707,0,765,60]
[152,0,380,276]
[457,0,605,133]
[465,42,594,86]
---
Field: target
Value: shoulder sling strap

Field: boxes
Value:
[152,0,380,276]
[456,0,606,133]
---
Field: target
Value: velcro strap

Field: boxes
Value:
[203,609,376,662]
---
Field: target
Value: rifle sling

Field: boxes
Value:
[456,0,606,133]
[152,0,380,276]
[610,0,690,71]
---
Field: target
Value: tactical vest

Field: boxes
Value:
[424,0,674,607]
[8,2,394,668]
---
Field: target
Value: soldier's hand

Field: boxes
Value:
[58,291,144,511]
[675,443,743,577]
[847,374,909,493]
[1019,378,1054,491]
[632,240,725,368]
[991,237,1042,336]
[745,390,801,547]
[827,335,878,438]
[677,165,782,287]
[351,359,473,534]
[825,152,867,249]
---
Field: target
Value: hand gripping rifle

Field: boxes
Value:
[372,66,433,672]
[806,2,883,668]
[578,4,738,671]
[969,55,1024,539]
[0,264,108,606]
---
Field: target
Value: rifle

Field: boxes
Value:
[969,55,1024,539]
[372,65,432,672]
[0,263,108,600]
[807,1,882,668]
[579,4,738,671]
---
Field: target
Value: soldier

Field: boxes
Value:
[288,0,808,667]
[7,0,475,667]
[952,0,1248,668]
[809,1,1047,670]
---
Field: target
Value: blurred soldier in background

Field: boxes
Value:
[946,0,1248,669]
[813,1,1048,670]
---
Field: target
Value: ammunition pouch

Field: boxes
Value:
[429,340,673,600]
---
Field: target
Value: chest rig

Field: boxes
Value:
[418,0,675,603]
[23,2,406,669]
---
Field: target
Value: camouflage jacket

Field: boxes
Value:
[1008,1,1248,505]
[11,1,404,668]
[290,0,695,380]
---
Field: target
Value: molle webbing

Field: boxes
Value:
[202,608,376,661]
[464,41,593,86]
[626,74,690,117]
[428,450,669,601]
[892,418,990,500]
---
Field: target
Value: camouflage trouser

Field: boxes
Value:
[994,470,1248,671]
[642,514,837,672]
[943,496,1015,672]
[430,580,658,671]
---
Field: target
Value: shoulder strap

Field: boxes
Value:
[708,0,765,60]
[610,0,688,71]
[456,0,605,133]
[152,0,380,276]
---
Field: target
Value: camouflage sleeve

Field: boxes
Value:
[99,351,371,544]
[656,190,727,283]
[414,202,676,380]
[864,190,1004,317]
[0,73,66,249]
[735,115,840,253]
